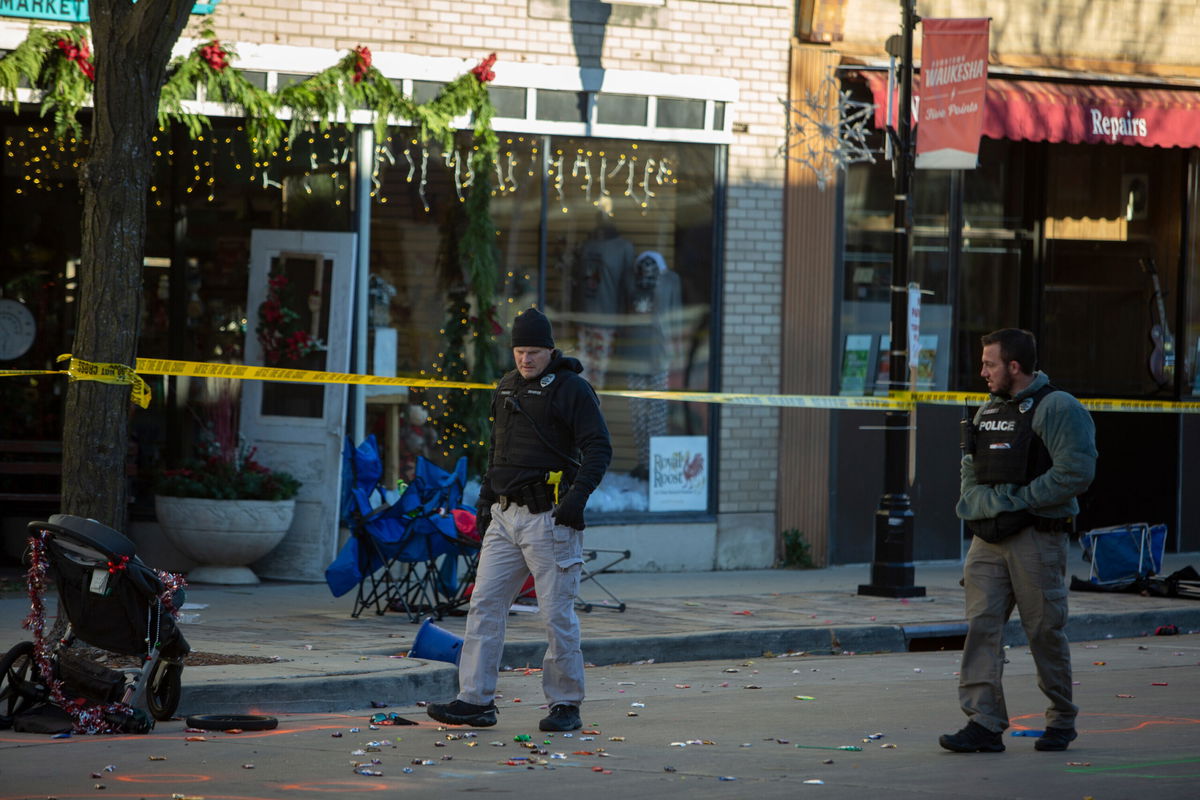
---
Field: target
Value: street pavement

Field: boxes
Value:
[1,548,1198,718]
[0,637,1197,799]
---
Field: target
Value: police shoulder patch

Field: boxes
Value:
[1019,398,1034,414]
[540,373,556,388]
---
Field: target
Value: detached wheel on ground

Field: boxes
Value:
[145,660,183,721]
[185,713,279,731]
[0,641,44,729]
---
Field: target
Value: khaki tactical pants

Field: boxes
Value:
[457,501,585,709]
[958,525,1077,732]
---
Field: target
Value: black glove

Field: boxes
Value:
[552,489,588,531]
[475,484,497,537]
[475,502,494,537]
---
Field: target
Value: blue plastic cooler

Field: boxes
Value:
[1080,523,1167,586]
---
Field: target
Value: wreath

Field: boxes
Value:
[255,274,326,365]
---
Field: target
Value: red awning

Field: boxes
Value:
[861,71,1200,149]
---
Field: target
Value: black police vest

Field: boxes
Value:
[972,383,1057,486]
[492,369,577,475]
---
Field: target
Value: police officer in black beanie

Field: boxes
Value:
[428,307,611,732]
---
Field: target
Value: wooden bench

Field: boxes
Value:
[0,440,138,515]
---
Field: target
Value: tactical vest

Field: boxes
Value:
[971,383,1057,486]
[492,368,578,478]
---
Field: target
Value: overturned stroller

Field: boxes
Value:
[0,514,189,734]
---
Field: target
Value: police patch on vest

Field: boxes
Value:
[1019,398,1034,414]
[989,443,1011,450]
[540,373,556,388]
[981,406,999,415]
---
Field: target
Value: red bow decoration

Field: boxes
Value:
[199,40,228,72]
[471,52,497,84]
[56,37,95,82]
[353,45,372,84]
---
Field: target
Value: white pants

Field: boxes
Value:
[457,502,585,708]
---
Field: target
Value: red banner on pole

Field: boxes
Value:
[916,18,990,169]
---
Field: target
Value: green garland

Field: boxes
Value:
[0,24,505,478]
[0,25,94,138]
[0,24,499,163]
[158,25,283,146]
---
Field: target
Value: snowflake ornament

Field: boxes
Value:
[781,71,878,190]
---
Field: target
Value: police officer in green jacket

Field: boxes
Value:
[940,328,1097,754]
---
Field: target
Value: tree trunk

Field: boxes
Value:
[60,0,193,529]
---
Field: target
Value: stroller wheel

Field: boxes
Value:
[0,641,43,729]
[185,713,279,731]
[145,660,183,721]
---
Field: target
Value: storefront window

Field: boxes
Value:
[0,121,83,439]
[1,115,357,508]
[369,131,721,513]
[841,156,954,393]
[841,137,1033,394]
[1,112,721,520]
[1041,142,1186,396]
[842,119,1190,399]
[1185,151,1200,396]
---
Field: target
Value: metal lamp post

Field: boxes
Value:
[859,0,926,598]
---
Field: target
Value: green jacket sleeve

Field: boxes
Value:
[1011,392,1097,514]
[956,453,1026,520]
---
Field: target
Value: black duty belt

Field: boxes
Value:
[499,481,556,515]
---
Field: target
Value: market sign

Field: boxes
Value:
[915,17,990,169]
[0,0,219,23]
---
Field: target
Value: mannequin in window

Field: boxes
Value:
[571,195,633,390]
[619,250,682,480]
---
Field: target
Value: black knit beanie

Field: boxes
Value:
[511,307,555,349]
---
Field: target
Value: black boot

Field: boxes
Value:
[538,704,581,732]
[1034,726,1077,751]
[426,699,497,727]
[938,720,1005,752]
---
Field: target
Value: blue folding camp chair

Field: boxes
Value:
[393,456,478,616]
[326,455,476,621]
[1080,522,1168,587]
[339,434,386,527]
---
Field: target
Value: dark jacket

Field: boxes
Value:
[481,352,612,500]
[957,371,1097,521]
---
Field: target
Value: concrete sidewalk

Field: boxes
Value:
[2,549,1198,716]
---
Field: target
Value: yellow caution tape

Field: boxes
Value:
[5,356,1200,414]
[58,355,152,409]
[1,358,151,408]
[599,388,910,409]
[1077,397,1200,414]
[0,370,59,378]
[133,358,495,391]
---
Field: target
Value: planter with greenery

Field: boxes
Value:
[154,395,301,584]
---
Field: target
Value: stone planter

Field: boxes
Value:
[154,495,295,584]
